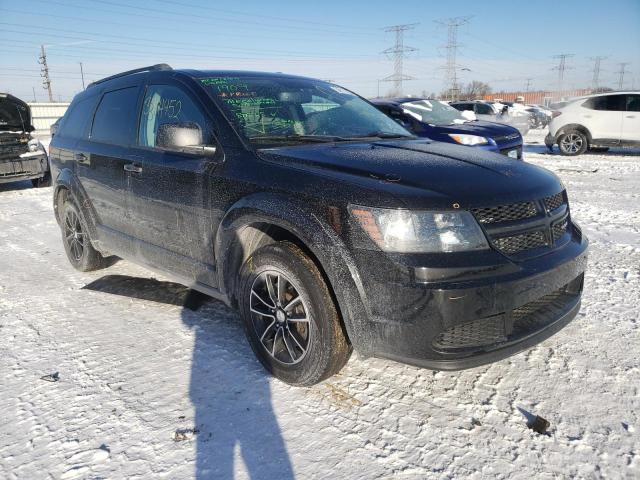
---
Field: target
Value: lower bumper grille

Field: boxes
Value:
[433,275,583,353]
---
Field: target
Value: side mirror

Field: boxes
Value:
[156,122,217,157]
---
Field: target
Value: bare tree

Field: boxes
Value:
[459,80,492,100]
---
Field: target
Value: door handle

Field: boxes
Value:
[74,152,90,165]
[124,163,143,173]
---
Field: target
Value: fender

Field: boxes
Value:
[553,123,593,143]
[215,192,376,356]
[53,167,104,252]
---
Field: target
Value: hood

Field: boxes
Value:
[429,120,519,138]
[260,139,562,207]
[0,94,33,132]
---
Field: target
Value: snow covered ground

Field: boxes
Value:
[1,132,639,479]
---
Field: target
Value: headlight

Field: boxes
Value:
[27,139,44,152]
[350,206,489,253]
[448,134,489,146]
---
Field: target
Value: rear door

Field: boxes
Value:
[127,82,220,285]
[581,94,624,142]
[77,86,142,242]
[622,94,640,143]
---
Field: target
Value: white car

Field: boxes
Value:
[546,91,640,155]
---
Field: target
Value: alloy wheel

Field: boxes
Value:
[249,270,311,365]
[64,210,85,261]
[560,133,584,154]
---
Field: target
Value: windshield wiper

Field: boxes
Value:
[347,132,415,140]
[251,134,347,143]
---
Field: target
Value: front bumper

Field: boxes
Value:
[352,229,588,370]
[0,152,48,184]
[479,141,523,159]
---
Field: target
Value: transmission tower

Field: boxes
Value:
[435,17,470,101]
[38,45,53,102]
[590,56,607,91]
[381,24,418,96]
[525,78,533,92]
[552,53,574,97]
[615,62,630,89]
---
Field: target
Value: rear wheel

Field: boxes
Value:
[558,130,588,155]
[238,241,351,386]
[60,200,110,272]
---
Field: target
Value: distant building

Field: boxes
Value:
[482,89,593,106]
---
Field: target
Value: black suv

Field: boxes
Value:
[50,65,588,386]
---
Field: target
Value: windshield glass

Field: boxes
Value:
[400,100,466,126]
[200,76,412,146]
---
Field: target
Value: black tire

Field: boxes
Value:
[32,173,51,188]
[557,130,588,156]
[238,241,351,386]
[60,200,109,272]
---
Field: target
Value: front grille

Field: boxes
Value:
[433,277,582,353]
[494,133,520,143]
[0,144,28,161]
[471,201,537,224]
[493,230,547,254]
[552,219,568,242]
[544,192,565,212]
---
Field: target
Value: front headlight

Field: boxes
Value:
[27,139,44,152]
[350,206,489,253]
[448,134,489,146]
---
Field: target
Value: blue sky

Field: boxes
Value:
[1,0,639,101]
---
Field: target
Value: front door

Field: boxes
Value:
[582,94,625,142]
[127,83,220,286]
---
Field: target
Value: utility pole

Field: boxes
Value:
[552,53,574,98]
[615,62,630,89]
[79,62,85,89]
[436,17,471,101]
[525,78,532,92]
[381,23,418,97]
[32,87,37,102]
[590,56,607,91]
[38,44,53,102]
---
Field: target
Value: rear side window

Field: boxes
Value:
[58,96,97,139]
[91,87,139,145]
[627,94,640,112]
[475,103,493,115]
[583,95,626,111]
[138,84,210,148]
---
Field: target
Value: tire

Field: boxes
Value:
[60,200,109,272]
[238,241,351,386]
[558,130,588,156]
[32,172,51,188]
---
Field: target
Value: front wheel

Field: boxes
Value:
[238,242,351,386]
[32,173,51,188]
[558,130,588,156]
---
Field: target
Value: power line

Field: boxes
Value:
[381,23,418,96]
[38,44,53,102]
[590,56,607,90]
[615,62,631,89]
[551,53,574,96]
[436,17,471,101]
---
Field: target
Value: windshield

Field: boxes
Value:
[400,100,467,126]
[200,76,412,146]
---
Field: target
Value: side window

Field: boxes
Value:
[138,85,211,148]
[475,104,492,115]
[58,96,97,139]
[627,94,640,112]
[91,87,139,145]
[584,95,626,111]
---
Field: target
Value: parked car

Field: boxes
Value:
[525,105,552,129]
[450,100,530,135]
[374,98,524,159]
[0,93,50,187]
[545,91,640,155]
[50,65,588,386]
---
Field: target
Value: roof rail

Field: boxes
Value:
[87,64,172,88]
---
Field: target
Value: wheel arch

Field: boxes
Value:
[215,193,374,355]
[555,123,593,143]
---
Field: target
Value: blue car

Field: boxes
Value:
[372,97,523,159]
